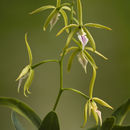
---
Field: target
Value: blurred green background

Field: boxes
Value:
[0,0,130,130]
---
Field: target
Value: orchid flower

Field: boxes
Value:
[82,98,113,127]
[56,0,111,51]
[16,33,34,97]
[30,0,74,31]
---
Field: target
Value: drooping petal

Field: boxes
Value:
[50,13,60,31]
[17,73,29,93]
[96,109,102,126]
[77,52,88,73]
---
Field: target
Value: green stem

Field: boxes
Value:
[31,59,59,69]
[89,67,96,98]
[53,89,63,111]
[53,49,66,111]
[63,88,89,99]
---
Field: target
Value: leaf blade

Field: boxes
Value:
[11,111,26,130]
[39,111,60,130]
[0,97,41,128]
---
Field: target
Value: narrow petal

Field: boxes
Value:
[77,52,88,73]
[96,109,102,126]
[50,13,60,31]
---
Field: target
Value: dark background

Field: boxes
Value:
[0,0,130,130]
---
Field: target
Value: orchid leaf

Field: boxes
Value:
[83,51,97,69]
[77,0,83,25]
[60,8,69,32]
[43,9,57,31]
[112,126,130,130]
[65,27,79,48]
[85,47,108,60]
[83,27,96,51]
[100,117,115,130]
[0,97,41,128]
[67,49,80,71]
[11,111,26,130]
[24,69,34,97]
[84,23,112,31]
[112,99,130,125]
[29,5,55,15]
[93,97,113,110]
[25,33,33,65]
[39,111,60,130]
[56,24,78,36]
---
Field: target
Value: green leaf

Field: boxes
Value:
[60,8,68,32]
[77,0,83,25]
[56,24,78,36]
[43,9,57,31]
[65,27,79,48]
[83,50,97,69]
[112,125,130,130]
[85,47,108,60]
[93,97,113,110]
[0,97,41,128]
[100,117,115,130]
[39,111,60,130]
[24,69,34,97]
[67,48,80,71]
[11,111,26,130]
[83,27,96,51]
[29,5,55,15]
[25,33,33,65]
[84,23,112,31]
[112,99,130,125]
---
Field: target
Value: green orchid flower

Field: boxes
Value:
[82,98,113,127]
[30,0,74,31]
[16,33,34,97]
[56,0,112,51]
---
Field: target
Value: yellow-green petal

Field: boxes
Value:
[56,24,78,36]
[81,101,88,128]
[85,47,108,60]
[83,27,96,51]
[43,9,57,31]
[16,65,30,81]
[93,97,113,110]
[25,33,33,65]
[84,23,112,31]
[24,69,34,97]
[29,5,55,15]
[92,109,98,125]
